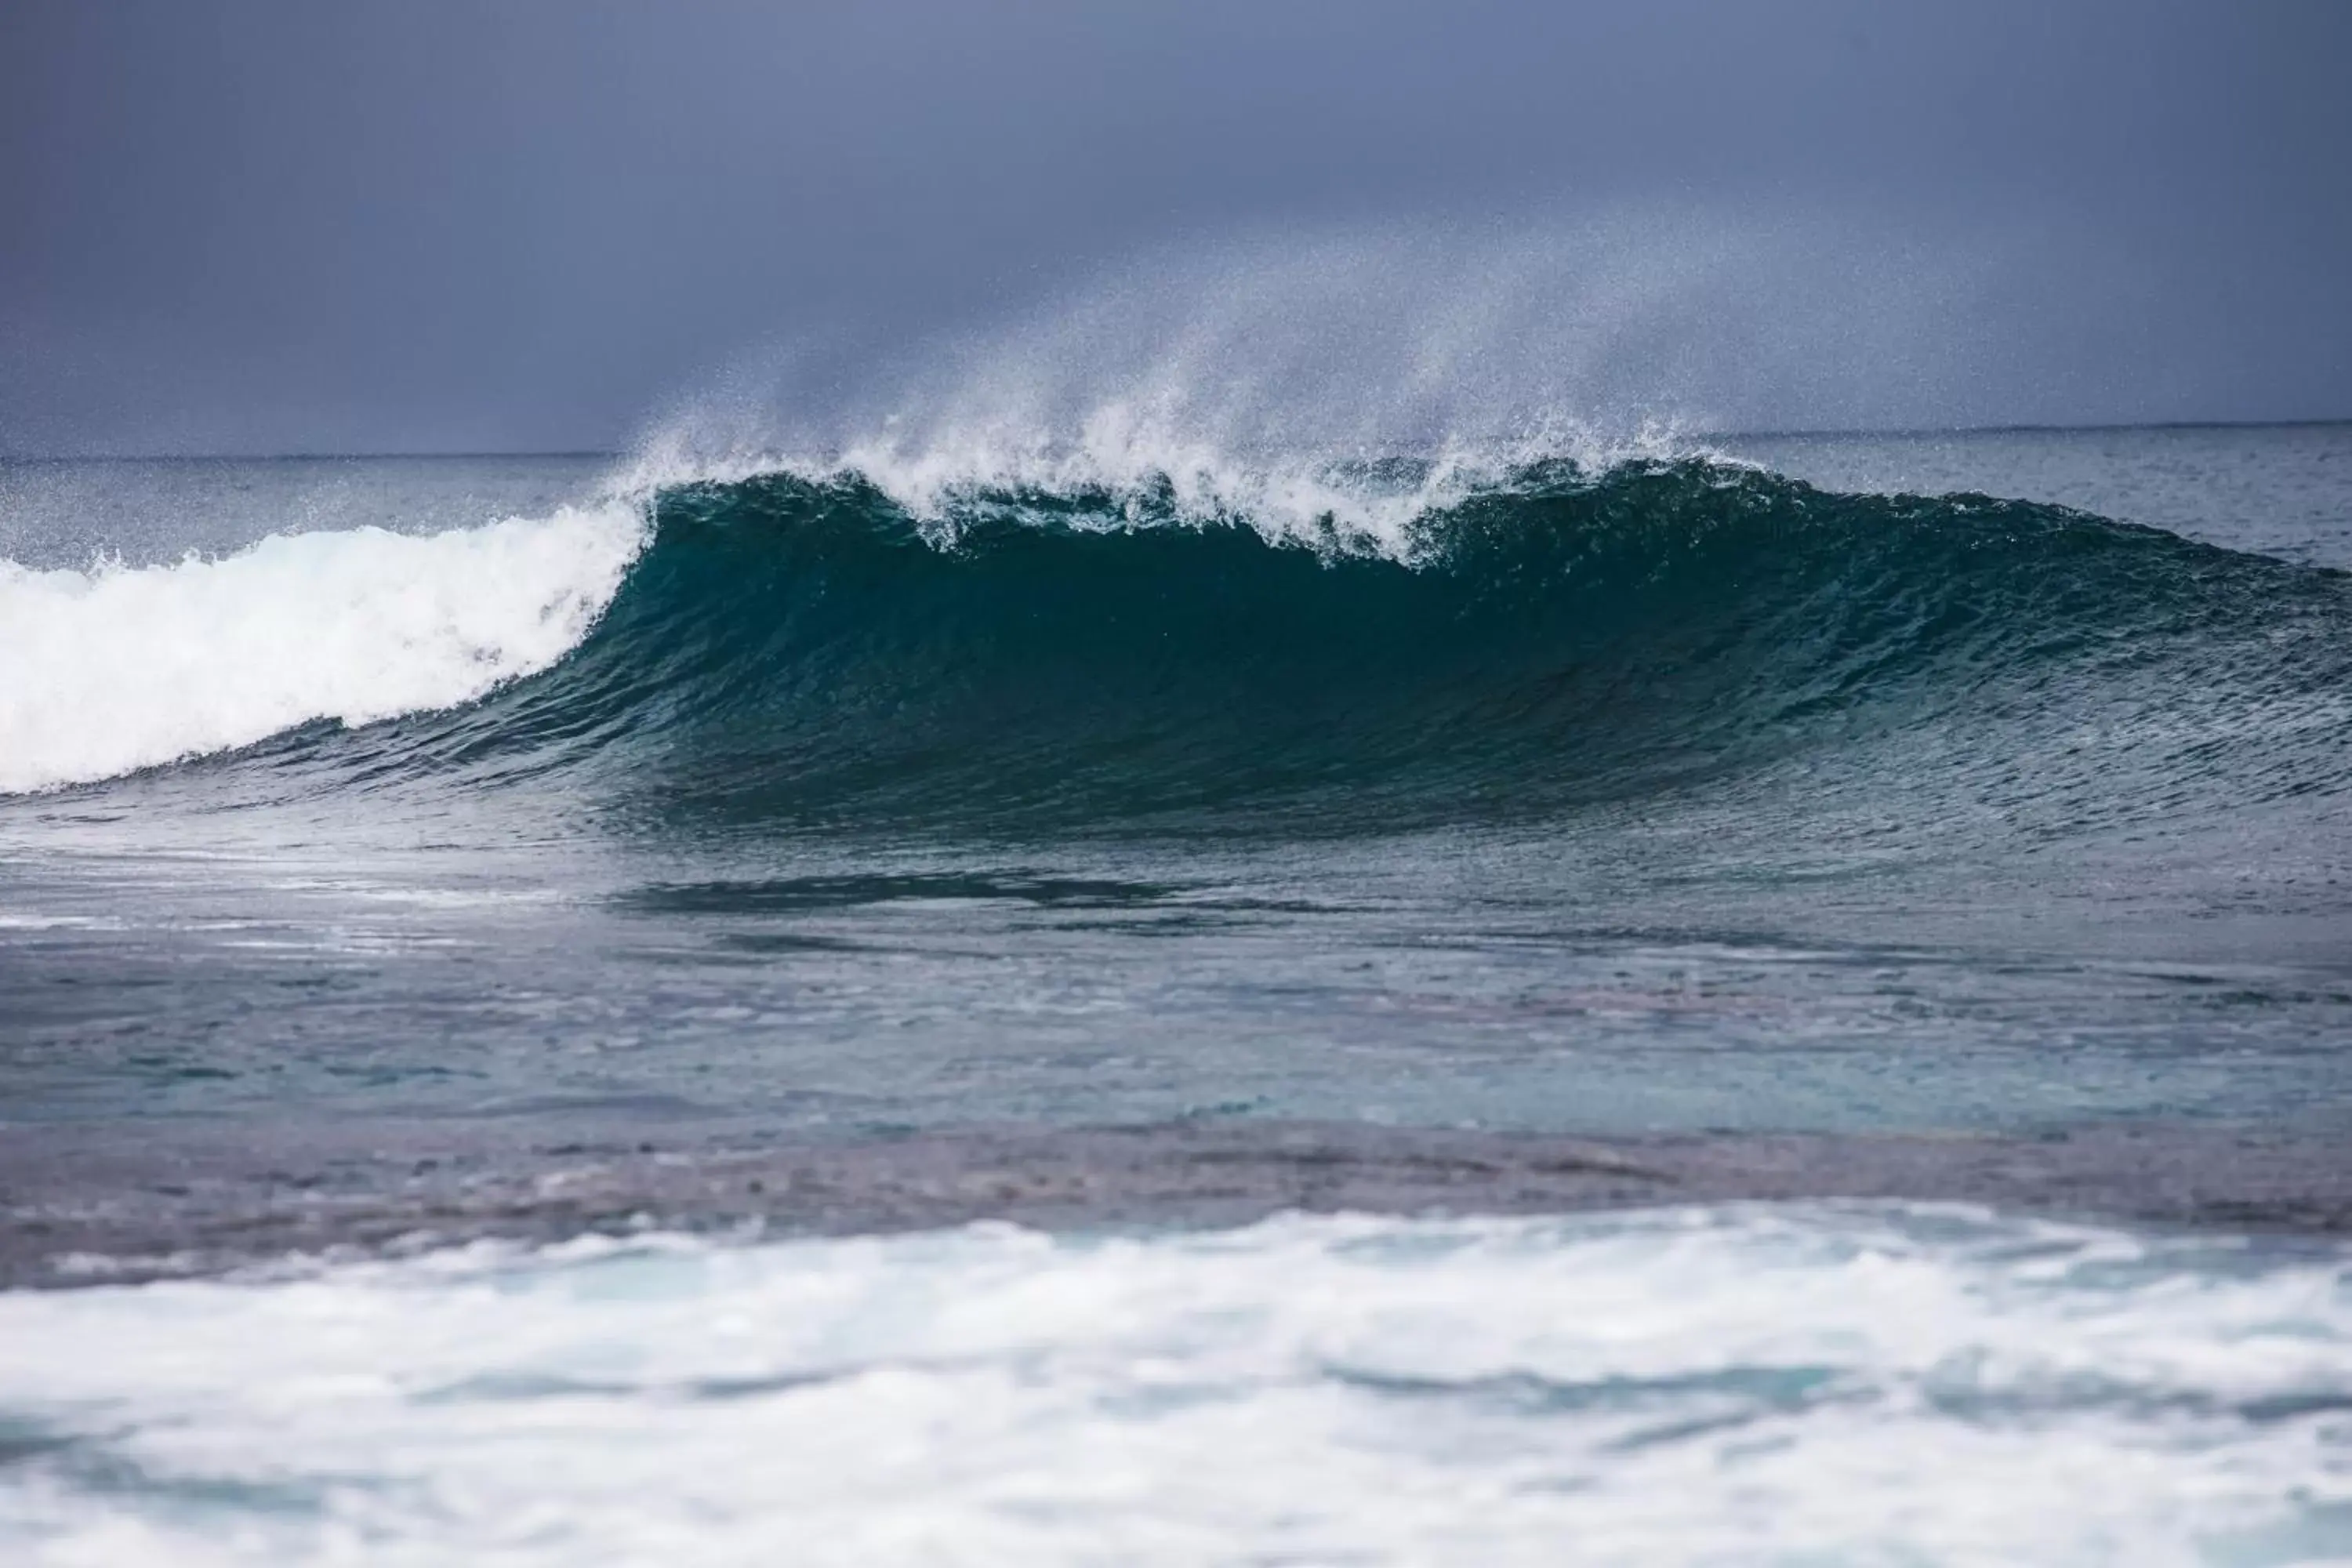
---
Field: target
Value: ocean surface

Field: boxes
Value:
[2,423,2350,1562]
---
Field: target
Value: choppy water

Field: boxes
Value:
[3,423,2350,1559]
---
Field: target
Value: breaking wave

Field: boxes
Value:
[4,453,2347,833]
[0,505,645,794]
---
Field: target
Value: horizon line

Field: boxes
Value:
[4,416,2350,464]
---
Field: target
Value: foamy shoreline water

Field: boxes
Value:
[4,1203,2347,1566]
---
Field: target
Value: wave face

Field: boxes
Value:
[336,456,2352,833]
[11,457,2351,833]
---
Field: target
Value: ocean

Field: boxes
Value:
[2,423,2350,1562]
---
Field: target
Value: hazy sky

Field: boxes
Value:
[3,0,2347,455]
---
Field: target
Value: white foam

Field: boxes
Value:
[1,1206,2345,1564]
[622,407,1703,562]
[0,504,648,795]
[617,218,1763,553]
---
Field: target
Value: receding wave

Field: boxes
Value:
[7,458,2349,831]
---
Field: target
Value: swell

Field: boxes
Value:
[293,457,2352,833]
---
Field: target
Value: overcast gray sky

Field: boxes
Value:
[2,0,2347,455]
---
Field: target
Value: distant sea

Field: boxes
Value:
[4,423,2350,1563]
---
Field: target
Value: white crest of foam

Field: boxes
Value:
[0,504,648,795]
[622,406,1704,559]
[616,209,1987,550]
[1,1205,2346,1564]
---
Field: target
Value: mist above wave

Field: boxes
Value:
[617,206,2071,525]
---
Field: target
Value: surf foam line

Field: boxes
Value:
[2,1206,2347,1564]
[0,503,648,795]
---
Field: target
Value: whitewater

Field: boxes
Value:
[0,504,647,795]
[5,1207,2350,1566]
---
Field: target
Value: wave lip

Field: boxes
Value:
[0,503,646,795]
